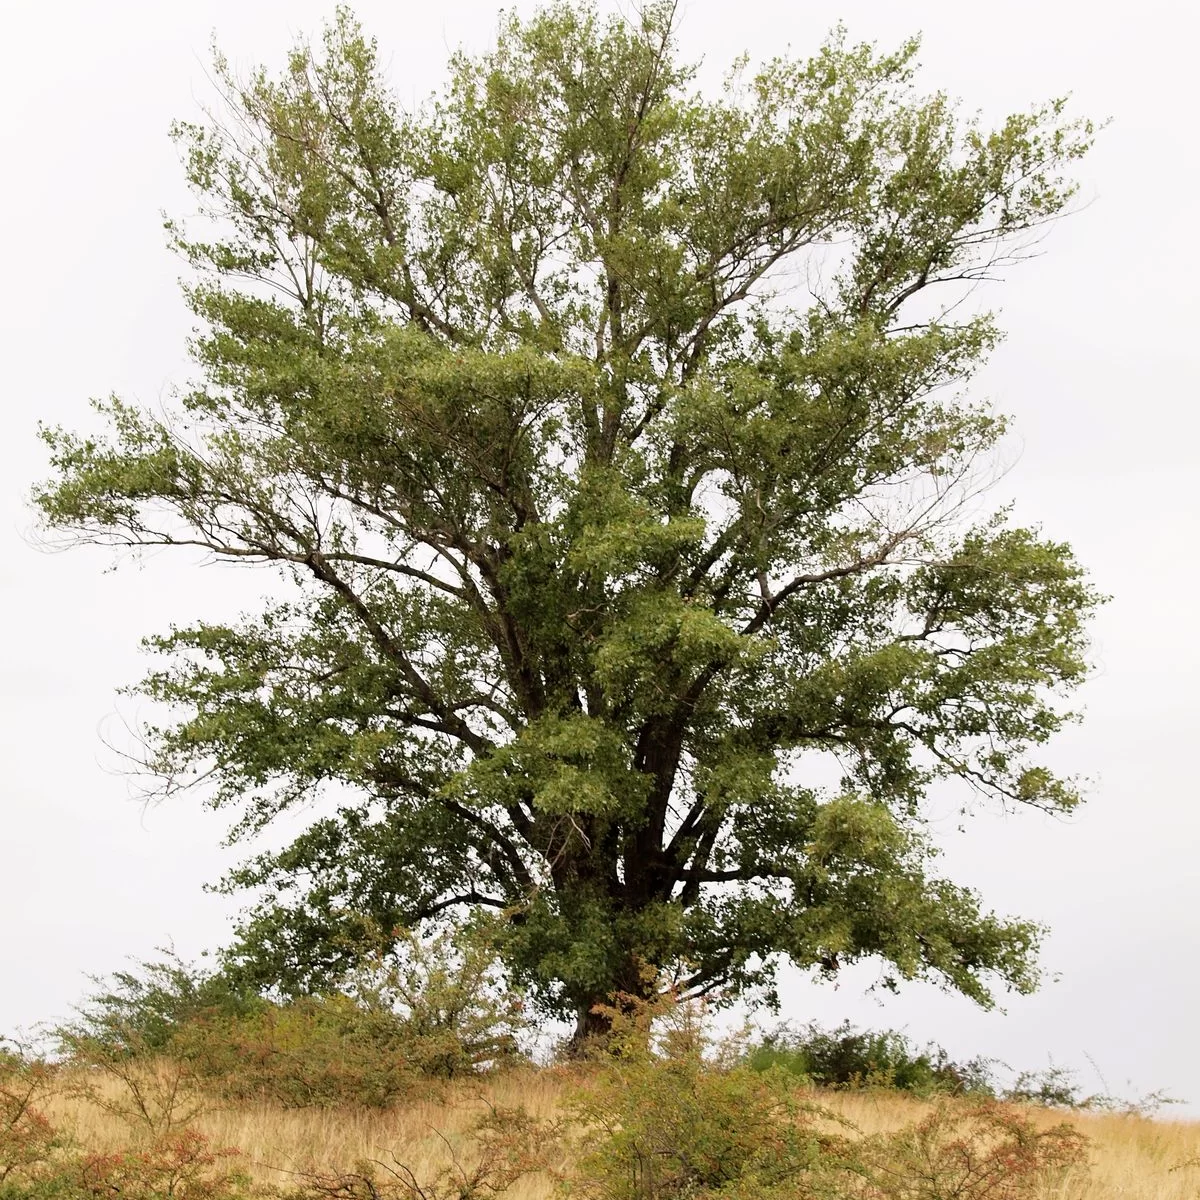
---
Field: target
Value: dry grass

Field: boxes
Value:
[41,1067,573,1199]
[37,1068,1200,1200]
[823,1090,1200,1199]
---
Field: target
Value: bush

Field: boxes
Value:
[172,992,423,1109]
[851,1100,1088,1200]
[1,1055,62,1195]
[75,1130,255,1200]
[63,951,264,1058]
[565,996,1089,1200]
[351,927,530,1078]
[60,927,529,1109]
[747,1022,995,1097]
[747,1022,1181,1114]
[565,996,855,1200]
[2,1052,253,1200]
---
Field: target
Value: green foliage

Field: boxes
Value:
[34,0,1102,1034]
[1002,1063,1179,1116]
[174,930,526,1107]
[565,998,854,1200]
[64,950,264,1057]
[60,930,528,1110]
[175,995,423,1109]
[563,998,1087,1200]
[747,1022,995,1096]
[747,1023,1182,1115]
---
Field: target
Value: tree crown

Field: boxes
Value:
[35,2,1100,1026]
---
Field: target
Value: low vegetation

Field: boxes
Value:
[55,933,525,1113]
[3,951,1197,1200]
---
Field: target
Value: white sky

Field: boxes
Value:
[2,0,1197,1112]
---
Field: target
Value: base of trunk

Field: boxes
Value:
[568,988,656,1056]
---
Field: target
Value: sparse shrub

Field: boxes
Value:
[57,1023,210,1135]
[1003,1063,1088,1109]
[283,1105,551,1200]
[1004,1062,1178,1116]
[2,1053,254,1200]
[55,954,245,1130]
[851,1100,1088,1199]
[76,1130,254,1200]
[1,1054,63,1194]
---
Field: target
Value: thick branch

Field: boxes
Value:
[303,550,493,756]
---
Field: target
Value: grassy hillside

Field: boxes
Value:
[25,1068,1200,1200]
[8,960,1195,1199]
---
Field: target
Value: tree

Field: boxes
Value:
[35,2,1100,1044]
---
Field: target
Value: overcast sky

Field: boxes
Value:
[2,0,1197,1112]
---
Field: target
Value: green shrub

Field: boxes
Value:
[747,1022,995,1097]
[569,1060,852,1200]
[564,996,1089,1200]
[63,952,264,1058]
[747,1022,1181,1114]
[565,996,855,1200]
[352,927,530,1078]
[172,992,423,1109]
[59,926,528,1110]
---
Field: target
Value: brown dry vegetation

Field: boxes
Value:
[34,1069,1200,1200]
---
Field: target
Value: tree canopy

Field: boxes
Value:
[35,2,1100,1039]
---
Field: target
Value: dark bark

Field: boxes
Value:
[567,958,659,1055]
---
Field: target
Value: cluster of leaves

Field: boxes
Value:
[58,930,529,1110]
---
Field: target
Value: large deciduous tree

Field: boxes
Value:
[35,3,1100,1042]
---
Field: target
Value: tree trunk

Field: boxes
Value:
[570,999,616,1053]
[568,970,658,1056]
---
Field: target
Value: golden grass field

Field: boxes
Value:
[37,1068,1200,1200]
